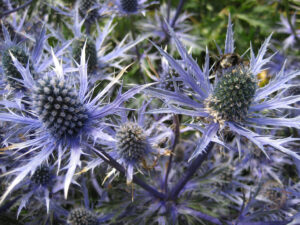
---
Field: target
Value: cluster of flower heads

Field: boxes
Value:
[0,1,299,225]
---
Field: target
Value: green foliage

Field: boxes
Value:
[185,0,279,54]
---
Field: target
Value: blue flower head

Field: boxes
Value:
[0,43,148,204]
[0,23,69,96]
[112,0,158,16]
[0,163,62,218]
[87,102,173,184]
[53,8,146,79]
[67,207,98,225]
[277,14,300,50]
[146,15,300,163]
[138,3,200,52]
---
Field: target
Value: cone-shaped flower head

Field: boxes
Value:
[205,66,257,123]
[68,208,98,225]
[31,165,51,186]
[2,46,33,87]
[116,122,148,162]
[120,0,138,13]
[112,0,156,16]
[32,76,89,140]
[145,16,300,162]
[79,0,98,22]
[72,36,97,73]
[0,44,150,205]
[92,102,173,184]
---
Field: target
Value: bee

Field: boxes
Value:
[215,53,242,72]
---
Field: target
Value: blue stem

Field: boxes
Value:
[164,114,180,194]
[171,0,186,28]
[167,142,214,200]
[93,146,165,200]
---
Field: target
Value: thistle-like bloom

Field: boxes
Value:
[84,102,173,184]
[54,0,109,21]
[145,16,300,162]
[0,24,71,96]
[138,4,200,52]
[111,0,157,16]
[277,14,300,50]
[67,207,98,225]
[3,165,62,217]
[52,8,145,79]
[0,44,148,204]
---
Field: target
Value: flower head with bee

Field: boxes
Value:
[145,15,300,162]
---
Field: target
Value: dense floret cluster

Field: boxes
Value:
[33,76,88,140]
[206,66,257,123]
[116,122,147,161]
[67,208,98,225]
[31,166,51,186]
[121,0,138,13]
[72,36,97,72]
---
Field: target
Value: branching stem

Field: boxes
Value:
[171,0,186,28]
[92,146,165,200]
[164,114,180,194]
[0,0,33,18]
[167,142,214,200]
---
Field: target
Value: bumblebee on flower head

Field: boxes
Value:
[216,53,242,70]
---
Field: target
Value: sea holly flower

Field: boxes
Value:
[0,44,149,205]
[78,0,99,23]
[277,14,300,50]
[67,207,98,225]
[145,16,300,163]
[72,35,98,73]
[51,8,146,79]
[3,165,59,217]
[138,4,200,52]
[2,45,34,89]
[111,0,158,16]
[86,102,173,184]
[0,24,72,96]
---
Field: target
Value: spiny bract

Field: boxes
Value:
[67,208,98,225]
[205,66,257,123]
[31,166,51,186]
[72,36,97,73]
[2,46,33,87]
[116,122,147,161]
[121,0,138,13]
[32,76,89,140]
[0,20,15,40]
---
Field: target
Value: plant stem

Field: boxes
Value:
[167,0,172,22]
[92,145,165,200]
[129,15,147,83]
[171,0,186,28]
[164,114,180,194]
[167,142,214,200]
[0,0,33,18]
